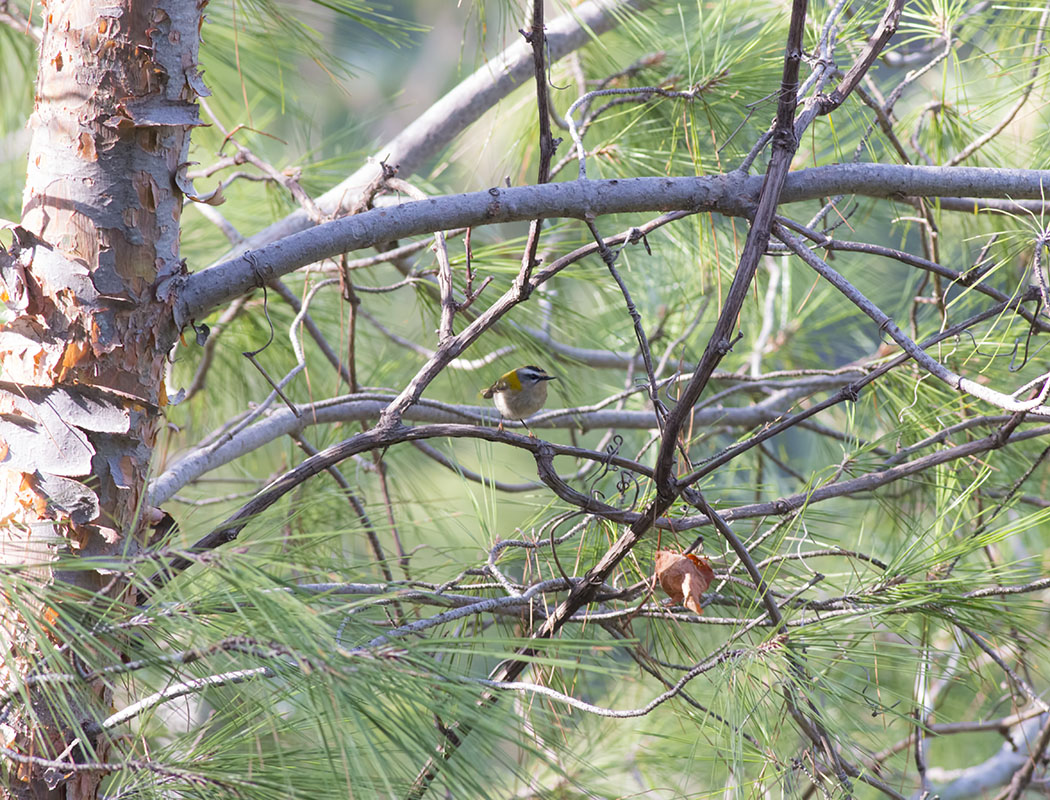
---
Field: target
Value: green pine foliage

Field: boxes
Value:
[3,1,1050,798]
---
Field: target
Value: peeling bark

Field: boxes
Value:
[0,0,204,796]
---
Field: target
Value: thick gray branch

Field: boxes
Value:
[917,713,1049,800]
[149,383,823,505]
[178,166,1050,324]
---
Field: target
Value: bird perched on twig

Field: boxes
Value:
[481,365,556,434]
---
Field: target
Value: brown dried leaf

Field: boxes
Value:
[654,550,715,615]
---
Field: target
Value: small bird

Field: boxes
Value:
[481,365,557,434]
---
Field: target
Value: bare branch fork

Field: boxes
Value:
[774,223,1050,414]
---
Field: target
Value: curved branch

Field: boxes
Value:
[207,0,654,266]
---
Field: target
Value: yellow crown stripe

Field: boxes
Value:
[502,370,522,391]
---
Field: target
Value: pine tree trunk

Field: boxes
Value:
[0,0,203,795]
